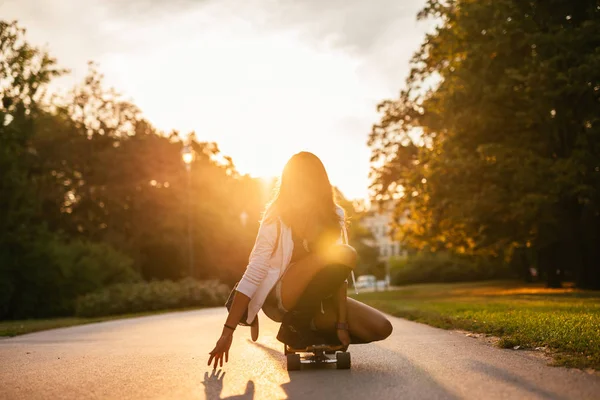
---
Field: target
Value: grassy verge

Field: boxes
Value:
[0,308,202,337]
[354,281,600,370]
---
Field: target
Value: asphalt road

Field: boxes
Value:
[1,308,599,400]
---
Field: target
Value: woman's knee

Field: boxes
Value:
[372,318,393,341]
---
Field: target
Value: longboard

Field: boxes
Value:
[284,343,351,371]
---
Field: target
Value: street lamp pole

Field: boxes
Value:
[181,144,195,279]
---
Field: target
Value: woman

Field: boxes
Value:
[208,152,392,369]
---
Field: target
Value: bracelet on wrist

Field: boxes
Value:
[336,322,348,331]
[224,323,236,332]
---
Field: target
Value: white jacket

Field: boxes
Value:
[236,206,350,324]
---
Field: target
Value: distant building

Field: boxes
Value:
[361,202,406,262]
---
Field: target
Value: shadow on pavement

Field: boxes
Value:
[469,360,569,400]
[251,340,459,399]
[202,369,255,400]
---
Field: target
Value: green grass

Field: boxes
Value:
[0,308,202,337]
[354,281,600,370]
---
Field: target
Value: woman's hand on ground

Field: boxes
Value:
[337,328,351,348]
[208,332,233,369]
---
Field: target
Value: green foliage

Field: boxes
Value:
[390,252,509,285]
[0,21,141,319]
[45,239,140,292]
[0,21,65,234]
[75,279,229,318]
[357,281,600,369]
[0,236,138,319]
[369,0,600,288]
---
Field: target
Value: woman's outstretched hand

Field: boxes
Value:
[208,331,233,369]
[210,291,250,368]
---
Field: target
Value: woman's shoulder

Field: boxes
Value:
[256,216,280,242]
[261,206,279,224]
[259,208,283,237]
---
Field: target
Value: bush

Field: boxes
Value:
[75,278,230,317]
[0,236,139,319]
[390,252,510,286]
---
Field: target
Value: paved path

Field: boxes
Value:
[1,308,599,399]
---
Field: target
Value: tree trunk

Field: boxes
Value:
[512,247,533,283]
[539,245,562,289]
[578,205,600,290]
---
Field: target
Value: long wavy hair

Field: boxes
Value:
[265,152,343,244]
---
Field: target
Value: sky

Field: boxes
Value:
[1,0,434,200]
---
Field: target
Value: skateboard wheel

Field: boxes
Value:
[336,352,351,369]
[286,354,301,371]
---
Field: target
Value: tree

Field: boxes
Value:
[369,1,600,288]
[0,20,62,316]
[0,21,139,318]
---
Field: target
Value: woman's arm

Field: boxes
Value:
[208,291,250,369]
[225,291,251,331]
[208,219,277,369]
[235,220,279,301]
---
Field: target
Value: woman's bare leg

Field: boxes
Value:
[279,244,357,311]
[312,297,393,343]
